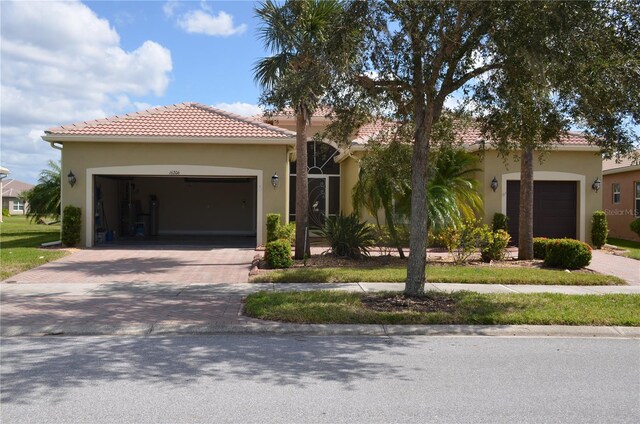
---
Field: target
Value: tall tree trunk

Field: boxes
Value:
[518,146,534,259]
[405,110,432,297]
[294,111,310,259]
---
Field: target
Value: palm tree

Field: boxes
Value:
[254,0,353,259]
[428,148,483,229]
[24,160,61,222]
[355,141,483,246]
[353,140,411,258]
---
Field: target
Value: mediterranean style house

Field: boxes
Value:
[42,102,603,247]
[602,152,640,241]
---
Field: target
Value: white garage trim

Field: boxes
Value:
[500,171,586,241]
[85,165,263,247]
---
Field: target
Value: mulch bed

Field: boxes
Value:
[361,293,458,313]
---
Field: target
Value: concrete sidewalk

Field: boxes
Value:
[2,280,639,338]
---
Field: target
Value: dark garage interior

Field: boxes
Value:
[93,175,257,246]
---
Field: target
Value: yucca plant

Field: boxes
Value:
[320,212,375,259]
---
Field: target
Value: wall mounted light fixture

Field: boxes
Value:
[271,172,279,189]
[592,177,601,193]
[67,171,77,187]
[490,176,499,192]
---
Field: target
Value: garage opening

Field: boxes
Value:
[93,175,257,247]
[506,180,578,244]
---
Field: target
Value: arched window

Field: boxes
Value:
[289,139,341,228]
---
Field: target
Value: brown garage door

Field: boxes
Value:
[506,180,577,245]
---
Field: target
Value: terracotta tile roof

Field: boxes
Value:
[603,150,640,171]
[2,179,33,198]
[261,106,334,120]
[351,122,591,147]
[45,102,296,139]
[351,120,398,145]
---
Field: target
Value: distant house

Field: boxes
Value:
[2,179,34,216]
[602,152,640,242]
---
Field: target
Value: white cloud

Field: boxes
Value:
[0,0,173,183]
[177,9,247,37]
[212,102,262,117]
[162,0,180,18]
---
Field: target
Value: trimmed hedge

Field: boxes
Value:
[265,239,293,268]
[591,211,608,249]
[544,238,592,269]
[266,213,281,243]
[275,222,295,245]
[533,237,550,259]
[61,205,81,247]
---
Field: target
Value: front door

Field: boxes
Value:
[308,176,327,229]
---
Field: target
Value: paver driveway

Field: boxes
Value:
[2,247,257,285]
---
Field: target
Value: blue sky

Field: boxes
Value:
[1,1,637,184]
[1,0,269,183]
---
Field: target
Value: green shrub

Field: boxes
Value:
[373,224,409,254]
[481,229,511,262]
[2,208,10,217]
[591,211,608,249]
[320,212,375,259]
[533,237,550,259]
[492,213,509,233]
[61,205,81,247]
[265,239,293,268]
[428,230,448,248]
[266,213,281,243]
[442,221,487,264]
[630,218,640,238]
[275,222,295,245]
[544,238,592,269]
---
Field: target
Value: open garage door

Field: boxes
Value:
[506,180,578,245]
[93,175,257,247]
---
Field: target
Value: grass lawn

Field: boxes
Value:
[607,238,640,260]
[244,291,640,326]
[0,216,68,280]
[251,265,625,285]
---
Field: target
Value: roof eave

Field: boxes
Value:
[603,164,640,175]
[465,143,600,152]
[41,134,296,146]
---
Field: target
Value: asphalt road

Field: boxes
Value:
[1,335,638,423]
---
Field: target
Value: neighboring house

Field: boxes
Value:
[1,178,32,216]
[42,102,603,247]
[0,166,9,222]
[602,152,640,242]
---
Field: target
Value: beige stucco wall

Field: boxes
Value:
[60,141,290,246]
[339,155,360,216]
[480,149,603,243]
[603,170,640,242]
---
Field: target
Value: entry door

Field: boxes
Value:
[308,176,327,229]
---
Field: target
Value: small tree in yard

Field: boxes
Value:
[326,1,638,295]
[24,160,61,222]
